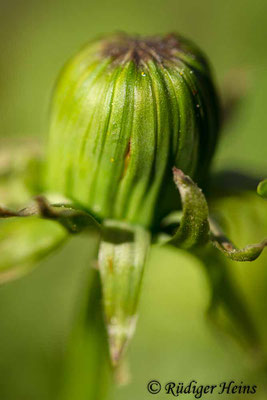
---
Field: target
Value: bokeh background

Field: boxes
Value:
[0,0,267,399]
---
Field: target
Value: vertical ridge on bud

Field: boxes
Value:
[68,62,121,200]
[48,56,113,196]
[90,61,136,217]
[164,62,199,176]
[137,60,171,224]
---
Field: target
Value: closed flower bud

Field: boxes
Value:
[45,33,221,365]
[46,33,220,228]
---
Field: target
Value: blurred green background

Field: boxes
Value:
[0,0,267,399]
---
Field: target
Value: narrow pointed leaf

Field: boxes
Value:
[209,217,267,262]
[168,168,210,249]
[98,220,150,366]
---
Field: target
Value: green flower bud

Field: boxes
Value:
[46,33,220,228]
[45,33,221,365]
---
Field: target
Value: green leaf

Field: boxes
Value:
[168,168,210,249]
[60,268,111,400]
[165,169,267,261]
[209,217,267,261]
[0,196,100,234]
[0,196,101,284]
[98,219,150,366]
[0,217,68,284]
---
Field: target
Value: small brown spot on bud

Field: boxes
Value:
[122,139,131,178]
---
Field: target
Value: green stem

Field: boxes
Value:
[59,244,111,400]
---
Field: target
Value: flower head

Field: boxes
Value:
[46,33,220,228]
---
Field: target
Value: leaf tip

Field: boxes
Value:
[108,315,137,367]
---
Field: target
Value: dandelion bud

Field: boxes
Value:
[46,33,220,228]
[46,33,220,365]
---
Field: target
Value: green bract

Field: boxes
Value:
[46,33,220,227]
